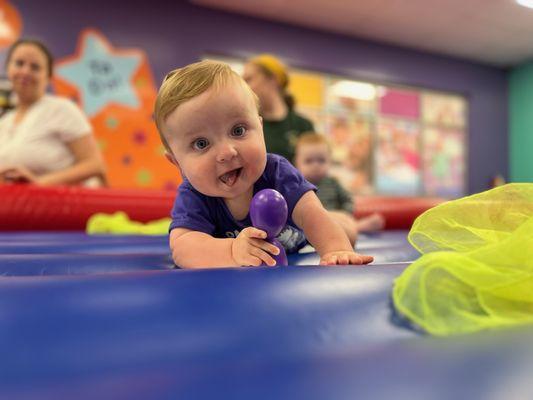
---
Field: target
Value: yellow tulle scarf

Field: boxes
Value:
[393,183,533,336]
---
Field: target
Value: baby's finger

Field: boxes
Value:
[4,172,26,183]
[337,253,350,265]
[4,170,18,178]
[358,254,374,264]
[241,227,267,240]
[249,238,280,256]
[347,253,374,265]
[327,255,338,265]
[243,254,263,267]
[320,254,337,266]
[250,247,276,267]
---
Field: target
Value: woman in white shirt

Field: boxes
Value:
[0,39,106,186]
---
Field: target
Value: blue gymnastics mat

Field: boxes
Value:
[0,231,532,399]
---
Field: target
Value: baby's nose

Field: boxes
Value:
[216,142,238,163]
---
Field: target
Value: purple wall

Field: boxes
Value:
[12,0,508,194]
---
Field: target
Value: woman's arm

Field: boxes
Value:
[36,134,107,186]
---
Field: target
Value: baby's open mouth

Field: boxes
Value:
[219,168,242,186]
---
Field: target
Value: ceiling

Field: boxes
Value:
[192,0,533,68]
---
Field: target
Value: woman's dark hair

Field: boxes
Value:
[5,38,54,78]
[282,93,295,110]
[257,64,295,110]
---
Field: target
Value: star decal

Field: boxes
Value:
[56,30,142,116]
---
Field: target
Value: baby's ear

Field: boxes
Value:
[165,151,185,176]
[165,151,179,167]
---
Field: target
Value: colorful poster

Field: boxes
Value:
[322,78,377,194]
[290,71,325,108]
[325,114,374,195]
[375,118,421,195]
[423,127,465,197]
[379,88,420,119]
[327,78,376,117]
[54,29,181,190]
[422,92,466,127]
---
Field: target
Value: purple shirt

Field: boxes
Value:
[170,153,316,253]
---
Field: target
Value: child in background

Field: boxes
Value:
[295,133,385,245]
[154,60,373,268]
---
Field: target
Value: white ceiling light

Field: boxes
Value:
[331,81,376,101]
[516,0,533,9]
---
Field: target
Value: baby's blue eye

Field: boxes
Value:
[232,126,246,137]
[193,138,209,150]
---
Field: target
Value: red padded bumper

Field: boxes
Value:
[0,185,443,231]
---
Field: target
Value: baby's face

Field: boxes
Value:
[164,79,267,200]
[295,143,330,184]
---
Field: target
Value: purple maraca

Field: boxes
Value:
[250,189,288,238]
[250,189,288,266]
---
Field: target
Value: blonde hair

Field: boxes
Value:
[295,132,331,153]
[248,53,296,110]
[154,59,258,151]
[249,53,288,89]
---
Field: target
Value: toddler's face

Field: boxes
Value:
[295,143,330,184]
[164,79,267,200]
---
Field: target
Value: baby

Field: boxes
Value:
[154,60,373,268]
[295,132,385,245]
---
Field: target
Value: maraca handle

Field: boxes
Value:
[268,237,288,266]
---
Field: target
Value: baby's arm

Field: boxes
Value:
[169,227,280,269]
[293,191,373,265]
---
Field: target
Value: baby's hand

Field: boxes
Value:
[232,227,281,267]
[320,251,374,266]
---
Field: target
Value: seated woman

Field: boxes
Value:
[0,39,106,186]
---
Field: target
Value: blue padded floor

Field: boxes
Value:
[0,231,532,399]
[0,230,418,276]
